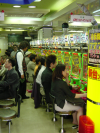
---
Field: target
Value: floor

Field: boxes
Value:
[1,84,78,133]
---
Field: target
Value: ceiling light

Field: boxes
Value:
[28,6,36,8]
[69,31,83,33]
[34,0,41,2]
[12,33,15,34]
[13,5,21,8]
[93,9,100,13]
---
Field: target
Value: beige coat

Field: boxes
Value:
[27,61,36,82]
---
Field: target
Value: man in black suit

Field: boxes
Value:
[41,55,57,104]
[0,57,20,99]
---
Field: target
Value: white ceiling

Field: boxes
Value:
[0,0,99,37]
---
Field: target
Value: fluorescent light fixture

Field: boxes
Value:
[13,5,21,8]
[54,31,63,32]
[93,9,100,14]
[69,31,83,33]
[28,6,36,8]
[34,0,41,2]
[12,33,15,34]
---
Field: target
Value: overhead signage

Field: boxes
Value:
[0,12,4,21]
[89,29,100,64]
[71,15,93,23]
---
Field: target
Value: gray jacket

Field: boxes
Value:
[0,68,20,98]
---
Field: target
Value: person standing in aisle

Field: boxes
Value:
[25,51,32,66]
[10,45,18,58]
[15,41,29,99]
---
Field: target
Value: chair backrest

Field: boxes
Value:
[49,93,56,113]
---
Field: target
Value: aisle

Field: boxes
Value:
[1,92,77,133]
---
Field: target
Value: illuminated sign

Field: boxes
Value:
[71,15,93,23]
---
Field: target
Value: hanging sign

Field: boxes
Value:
[71,15,93,23]
[0,12,4,21]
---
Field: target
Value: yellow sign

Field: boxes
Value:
[87,66,100,133]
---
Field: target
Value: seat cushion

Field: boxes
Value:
[0,108,16,120]
[0,100,14,108]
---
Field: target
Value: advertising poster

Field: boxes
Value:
[89,30,100,64]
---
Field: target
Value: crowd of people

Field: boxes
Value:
[0,41,87,133]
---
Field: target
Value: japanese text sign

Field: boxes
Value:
[71,15,93,23]
[88,66,100,81]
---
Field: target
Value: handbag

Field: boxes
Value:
[66,96,85,107]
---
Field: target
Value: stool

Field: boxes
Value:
[0,108,16,133]
[0,94,21,133]
[49,93,57,122]
[0,100,14,109]
[58,111,72,133]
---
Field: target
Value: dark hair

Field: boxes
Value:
[1,55,7,60]
[41,57,46,65]
[18,41,29,50]
[36,57,41,65]
[29,54,37,61]
[13,45,18,48]
[52,64,66,82]
[8,57,15,67]
[46,55,56,67]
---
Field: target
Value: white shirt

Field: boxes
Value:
[16,49,24,75]
[36,65,46,87]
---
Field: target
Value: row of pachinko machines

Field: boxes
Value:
[29,48,88,93]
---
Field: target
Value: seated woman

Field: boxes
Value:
[36,57,46,96]
[51,64,87,133]
[34,57,41,78]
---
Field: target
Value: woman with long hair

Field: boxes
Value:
[51,64,87,133]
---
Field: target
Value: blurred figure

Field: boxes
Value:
[25,51,32,66]
[15,41,29,99]
[10,45,18,58]
[34,57,41,77]
[27,54,37,83]
[0,55,7,80]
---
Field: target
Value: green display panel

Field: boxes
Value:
[80,53,88,93]
[57,50,64,64]
[64,52,71,74]
[70,52,81,87]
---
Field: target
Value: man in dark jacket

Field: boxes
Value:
[0,57,20,99]
[41,55,57,104]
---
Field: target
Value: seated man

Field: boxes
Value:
[41,55,57,104]
[0,57,20,100]
[0,55,7,80]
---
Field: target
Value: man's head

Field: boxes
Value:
[5,57,15,69]
[18,41,29,52]
[29,54,37,62]
[1,55,7,65]
[13,45,18,52]
[46,55,57,69]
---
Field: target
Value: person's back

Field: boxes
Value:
[27,54,37,82]
[41,55,57,103]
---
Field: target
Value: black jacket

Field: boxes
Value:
[0,68,20,98]
[41,67,52,103]
[51,78,75,108]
